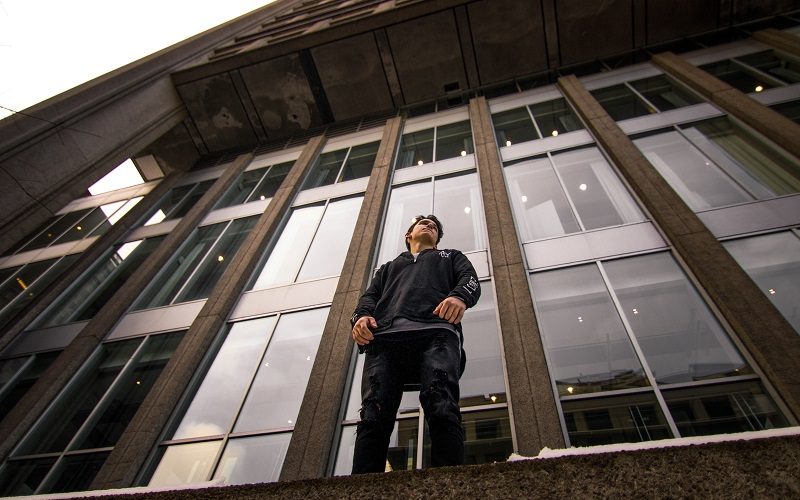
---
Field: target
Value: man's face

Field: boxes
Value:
[405,218,438,248]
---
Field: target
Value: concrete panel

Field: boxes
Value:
[556,0,633,65]
[311,33,394,121]
[646,0,719,44]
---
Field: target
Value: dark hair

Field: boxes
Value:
[405,214,444,250]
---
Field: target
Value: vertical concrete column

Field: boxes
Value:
[0,170,184,354]
[280,117,402,481]
[468,96,565,454]
[558,74,800,420]
[0,152,252,463]
[753,28,800,57]
[91,135,326,489]
[652,51,800,168]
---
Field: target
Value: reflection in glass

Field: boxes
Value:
[377,181,432,264]
[432,173,487,252]
[52,207,107,244]
[334,419,419,475]
[680,118,800,197]
[234,308,328,432]
[423,408,513,466]
[174,216,258,303]
[504,157,580,241]
[530,98,584,137]
[0,259,61,308]
[168,180,215,220]
[629,75,701,111]
[133,223,227,310]
[145,183,196,225]
[634,130,752,210]
[250,205,325,289]
[0,356,28,391]
[493,107,538,147]
[213,433,292,485]
[396,129,434,168]
[302,149,348,190]
[460,288,506,406]
[49,452,110,493]
[664,381,789,436]
[248,162,292,202]
[33,237,166,327]
[17,209,93,252]
[90,197,142,237]
[736,50,800,85]
[0,457,57,496]
[562,392,672,446]
[295,197,363,282]
[343,351,419,422]
[173,316,277,439]
[0,352,60,421]
[604,253,751,385]
[724,232,800,334]
[215,168,268,208]
[435,121,473,161]
[550,147,643,230]
[700,59,776,94]
[532,265,648,396]
[340,142,380,181]
[591,84,652,121]
[149,441,222,487]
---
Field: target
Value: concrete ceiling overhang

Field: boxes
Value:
[171,0,800,154]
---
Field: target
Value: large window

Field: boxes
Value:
[530,252,789,446]
[504,146,644,243]
[377,172,487,265]
[492,98,584,148]
[633,117,800,211]
[0,351,61,420]
[334,282,510,474]
[148,308,328,487]
[249,195,363,290]
[395,121,473,169]
[302,142,379,190]
[214,161,293,209]
[132,216,257,310]
[700,50,800,94]
[29,236,166,329]
[724,230,800,334]
[0,332,183,496]
[590,74,701,122]
[143,180,215,226]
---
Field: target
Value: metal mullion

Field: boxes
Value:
[595,260,681,438]
[0,355,36,402]
[163,183,200,220]
[244,165,272,203]
[416,407,425,470]
[9,215,65,256]
[291,200,331,284]
[545,151,586,232]
[672,124,763,201]
[657,374,759,392]
[64,337,151,454]
[334,147,354,184]
[205,314,282,481]
[169,219,234,305]
[623,81,659,114]
[33,454,67,495]
[431,126,438,163]
[459,402,510,414]
[729,58,786,88]
[526,105,544,139]
[0,256,70,322]
[559,385,655,402]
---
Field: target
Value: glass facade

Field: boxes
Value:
[492,97,584,147]
[395,121,474,169]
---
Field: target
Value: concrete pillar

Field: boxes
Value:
[652,51,800,170]
[0,170,184,354]
[91,135,326,489]
[468,96,565,454]
[557,74,800,421]
[0,152,252,463]
[753,28,800,57]
[280,118,403,481]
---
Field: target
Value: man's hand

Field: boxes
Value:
[433,296,466,324]
[352,316,377,346]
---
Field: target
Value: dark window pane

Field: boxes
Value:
[89,198,142,237]
[18,339,140,454]
[248,162,292,202]
[664,382,789,436]
[52,207,106,245]
[214,168,267,209]
[492,108,539,147]
[168,180,215,220]
[302,149,348,189]
[770,100,800,124]
[18,209,94,252]
[422,408,514,467]
[3,217,61,256]
[700,59,776,94]
[34,237,166,327]
[562,392,672,446]
[397,129,434,168]
[591,84,653,121]
[340,142,379,181]
[174,216,257,303]
[0,457,57,496]
[0,259,61,310]
[0,351,61,421]
[629,75,702,111]
[530,98,584,136]
[76,333,183,449]
[435,121,473,161]
[736,50,800,84]
[145,183,196,225]
[47,452,110,494]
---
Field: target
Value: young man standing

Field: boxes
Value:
[350,214,481,473]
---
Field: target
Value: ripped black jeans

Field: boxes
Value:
[352,329,464,474]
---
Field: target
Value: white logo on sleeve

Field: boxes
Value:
[439,251,451,258]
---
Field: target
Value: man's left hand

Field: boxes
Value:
[433,296,466,324]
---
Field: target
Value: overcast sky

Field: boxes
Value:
[0,0,275,121]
